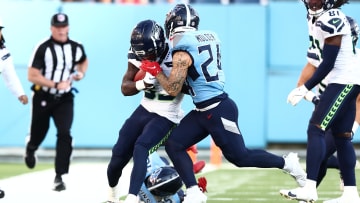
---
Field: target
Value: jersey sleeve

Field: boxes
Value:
[317,10,350,39]
[28,43,46,70]
[1,50,26,97]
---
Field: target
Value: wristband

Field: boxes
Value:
[135,80,146,91]
[352,121,359,134]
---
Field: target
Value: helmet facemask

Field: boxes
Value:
[130,20,166,62]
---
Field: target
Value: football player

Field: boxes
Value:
[0,16,29,200]
[137,152,207,203]
[106,19,187,203]
[295,16,360,203]
[0,17,28,105]
[281,0,360,202]
[141,4,307,203]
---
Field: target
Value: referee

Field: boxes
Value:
[25,13,88,192]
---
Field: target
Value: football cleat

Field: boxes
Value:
[53,175,66,192]
[279,187,317,203]
[24,136,37,169]
[183,185,207,203]
[197,177,207,193]
[323,196,360,203]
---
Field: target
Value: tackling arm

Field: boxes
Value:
[156,51,191,97]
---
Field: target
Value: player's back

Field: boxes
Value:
[172,30,225,104]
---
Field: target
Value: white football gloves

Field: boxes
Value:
[143,72,156,86]
[287,85,309,106]
[135,72,156,91]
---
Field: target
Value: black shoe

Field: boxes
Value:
[53,175,66,192]
[0,189,4,198]
[24,149,36,169]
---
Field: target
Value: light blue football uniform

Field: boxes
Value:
[138,152,182,203]
[172,30,225,105]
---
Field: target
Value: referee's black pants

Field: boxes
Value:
[28,90,74,176]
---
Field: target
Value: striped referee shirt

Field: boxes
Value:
[28,36,86,95]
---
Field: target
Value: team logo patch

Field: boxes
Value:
[57,14,66,23]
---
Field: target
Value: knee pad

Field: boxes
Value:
[334,132,353,140]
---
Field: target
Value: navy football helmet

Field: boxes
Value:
[164,4,200,39]
[130,20,166,61]
[145,166,183,197]
[346,16,359,47]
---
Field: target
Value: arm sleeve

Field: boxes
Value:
[2,55,26,97]
[304,44,340,90]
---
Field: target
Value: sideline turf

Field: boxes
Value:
[200,166,357,202]
[0,162,53,179]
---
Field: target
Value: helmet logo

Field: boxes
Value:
[149,167,162,185]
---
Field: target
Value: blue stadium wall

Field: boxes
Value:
[0,1,359,148]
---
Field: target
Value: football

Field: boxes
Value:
[133,69,146,81]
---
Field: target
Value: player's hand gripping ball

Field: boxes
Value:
[133,69,146,81]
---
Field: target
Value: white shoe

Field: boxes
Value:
[324,186,360,203]
[279,187,318,203]
[339,178,344,192]
[107,186,119,203]
[283,152,307,187]
[323,196,360,203]
[123,194,139,203]
[183,186,207,203]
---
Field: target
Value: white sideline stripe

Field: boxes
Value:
[0,162,218,203]
[0,163,131,203]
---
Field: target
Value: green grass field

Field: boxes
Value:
[0,162,358,202]
[0,162,53,179]
[199,165,354,202]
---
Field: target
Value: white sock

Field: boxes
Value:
[352,121,359,134]
[306,179,317,190]
[343,186,360,197]
[186,185,201,194]
[108,186,119,202]
[125,194,138,201]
